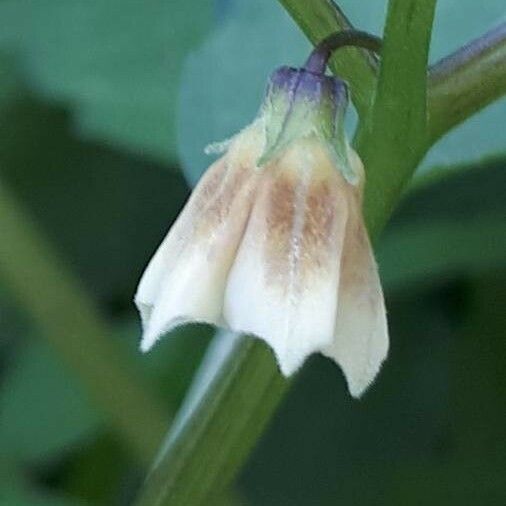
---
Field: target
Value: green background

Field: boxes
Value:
[0,0,505,504]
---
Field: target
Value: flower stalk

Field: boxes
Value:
[303,29,382,74]
[278,0,379,118]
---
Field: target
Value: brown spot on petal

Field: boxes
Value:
[340,206,375,289]
[263,172,296,284]
[188,161,258,243]
[196,125,264,228]
[191,158,228,210]
[302,179,341,264]
[169,123,264,255]
[260,162,348,290]
[203,164,252,225]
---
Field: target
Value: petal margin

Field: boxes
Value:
[136,124,263,351]
[322,191,389,398]
[224,137,349,375]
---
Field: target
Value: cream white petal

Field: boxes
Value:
[134,154,228,323]
[136,124,263,352]
[134,217,186,328]
[322,192,389,398]
[224,137,349,375]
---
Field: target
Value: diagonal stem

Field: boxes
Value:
[0,181,169,466]
[428,22,506,143]
[282,2,506,152]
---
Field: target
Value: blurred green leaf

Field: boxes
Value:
[385,457,506,505]
[0,339,99,461]
[380,219,506,291]
[0,96,188,306]
[0,461,85,506]
[385,273,506,504]
[0,53,20,111]
[0,176,170,464]
[62,435,132,506]
[453,273,506,457]
[0,0,212,163]
[0,487,83,506]
[379,158,506,290]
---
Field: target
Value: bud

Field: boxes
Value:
[135,35,388,397]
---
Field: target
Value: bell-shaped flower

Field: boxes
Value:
[135,121,265,352]
[135,62,389,397]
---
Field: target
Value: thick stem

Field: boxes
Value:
[358,0,437,236]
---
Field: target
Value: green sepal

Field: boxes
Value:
[257,66,358,184]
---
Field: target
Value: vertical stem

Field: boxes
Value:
[357,0,437,236]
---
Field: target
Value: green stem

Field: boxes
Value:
[136,335,289,506]
[357,0,437,236]
[0,181,168,466]
[428,22,506,143]
[278,0,378,119]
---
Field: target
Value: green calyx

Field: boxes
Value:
[257,65,358,185]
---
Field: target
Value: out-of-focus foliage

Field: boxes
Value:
[0,0,212,163]
[0,0,505,504]
[0,339,99,461]
[379,158,506,290]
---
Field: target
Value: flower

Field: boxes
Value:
[135,64,388,397]
[135,120,265,351]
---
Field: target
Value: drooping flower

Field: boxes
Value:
[135,36,389,397]
[136,120,265,352]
